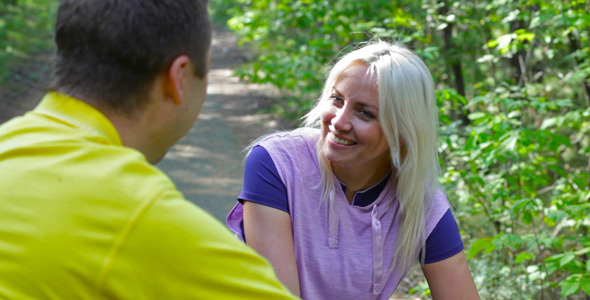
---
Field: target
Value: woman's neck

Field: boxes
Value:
[332,163,392,204]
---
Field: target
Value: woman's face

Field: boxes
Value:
[320,63,390,173]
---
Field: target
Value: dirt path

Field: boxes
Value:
[157,28,286,221]
[0,54,53,124]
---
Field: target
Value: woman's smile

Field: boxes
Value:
[320,63,390,171]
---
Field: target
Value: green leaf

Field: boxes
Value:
[560,252,575,267]
[554,98,574,108]
[560,276,580,298]
[504,234,523,249]
[500,134,518,152]
[546,164,567,177]
[468,238,492,259]
[544,216,556,227]
[522,212,533,225]
[516,252,533,263]
[511,198,531,213]
[496,34,515,53]
[581,277,590,295]
[573,177,588,189]
[540,117,557,129]
[546,258,559,275]
[550,133,572,147]
[492,236,504,251]
[574,247,590,256]
[468,112,487,121]
[516,32,535,42]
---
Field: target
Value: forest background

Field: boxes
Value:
[1,0,589,299]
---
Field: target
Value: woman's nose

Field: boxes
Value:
[331,107,352,132]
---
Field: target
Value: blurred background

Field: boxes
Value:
[1,0,589,298]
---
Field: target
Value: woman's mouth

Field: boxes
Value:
[329,133,356,145]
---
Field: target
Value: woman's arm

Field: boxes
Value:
[421,251,480,300]
[243,201,301,296]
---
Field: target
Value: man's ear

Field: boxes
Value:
[167,55,191,105]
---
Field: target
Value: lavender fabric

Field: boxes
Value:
[227,128,451,299]
[237,145,463,263]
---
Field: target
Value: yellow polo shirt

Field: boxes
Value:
[0,92,296,299]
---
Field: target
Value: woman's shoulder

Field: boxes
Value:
[433,187,451,206]
[422,187,453,237]
[425,188,451,218]
[257,127,320,149]
[254,128,320,172]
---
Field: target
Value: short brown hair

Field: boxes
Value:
[52,0,211,114]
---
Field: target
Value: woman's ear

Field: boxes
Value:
[167,55,191,105]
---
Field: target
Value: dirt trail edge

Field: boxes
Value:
[156,28,285,222]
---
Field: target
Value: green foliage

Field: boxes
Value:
[225,0,428,119]
[445,89,589,298]
[221,0,590,298]
[0,0,57,83]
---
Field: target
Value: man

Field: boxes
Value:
[0,0,297,299]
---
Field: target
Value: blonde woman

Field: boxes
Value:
[227,41,480,299]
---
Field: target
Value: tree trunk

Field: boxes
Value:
[439,0,469,125]
[509,19,527,84]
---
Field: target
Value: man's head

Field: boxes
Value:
[52,0,211,115]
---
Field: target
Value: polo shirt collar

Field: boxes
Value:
[35,92,122,146]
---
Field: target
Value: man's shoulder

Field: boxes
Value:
[0,113,179,207]
[77,143,179,203]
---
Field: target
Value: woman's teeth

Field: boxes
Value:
[331,133,355,145]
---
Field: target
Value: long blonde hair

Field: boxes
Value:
[303,40,440,275]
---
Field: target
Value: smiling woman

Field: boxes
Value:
[320,63,391,202]
[226,41,481,300]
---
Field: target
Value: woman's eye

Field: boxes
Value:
[359,109,376,119]
[330,95,343,106]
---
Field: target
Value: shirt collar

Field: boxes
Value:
[34,92,122,146]
[340,172,392,207]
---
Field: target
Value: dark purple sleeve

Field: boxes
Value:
[238,145,289,213]
[424,209,465,264]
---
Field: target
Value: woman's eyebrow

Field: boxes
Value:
[331,87,378,110]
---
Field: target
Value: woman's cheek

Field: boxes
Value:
[320,105,336,124]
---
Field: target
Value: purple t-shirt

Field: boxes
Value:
[239,145,463,264]
[229,130,461,298]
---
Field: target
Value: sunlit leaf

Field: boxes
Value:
[468,238,492,259]
[560,276,580,298]
[560,252,575,267]
[581,277,590,296]
[516,252,533,263]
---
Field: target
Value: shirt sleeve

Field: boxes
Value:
[424,209,465,264]
[102,187,297,299]
[238,145,289,213]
